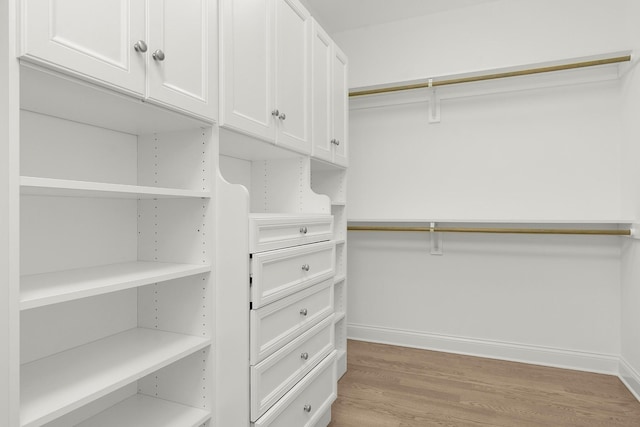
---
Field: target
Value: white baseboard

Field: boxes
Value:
[619,357,640,401]
[348,323,619,375]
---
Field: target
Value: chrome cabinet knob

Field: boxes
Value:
[331,139,340,146]
[271,109,280,117]
[134,40,148,53]
[301,264,310,271]
[152,49,165,61]
[303,404,312,413]
[299,226,308,234]
[299,308,308,316]
[279,112,286,120]
[335,139,340,146]
[301,352,309,360]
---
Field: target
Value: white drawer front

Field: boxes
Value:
[253,351,337,427]
[251,315,335,421]
[249,215,333,253]
[251,241,335,308]
[251,280,333,364]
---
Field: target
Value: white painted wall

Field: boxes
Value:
[334,0,633,90]
[348,79,623,221]
[619,0,640,399]
[339,0,633,373]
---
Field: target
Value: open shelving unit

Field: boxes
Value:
[15,65,216,426]
[311,159,348,378]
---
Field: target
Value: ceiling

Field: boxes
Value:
[304,0,498,35]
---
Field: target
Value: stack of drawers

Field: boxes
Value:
[248,214,338,426]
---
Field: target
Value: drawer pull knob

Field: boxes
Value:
[299,226,308,234]
[301,352,309,360]
[301,264,310,271]
[272,109,280,117]
[299,308,308,316]
[303,404,312,413]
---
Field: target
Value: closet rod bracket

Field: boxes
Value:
[428,79,441,124]
[430,222,443,255]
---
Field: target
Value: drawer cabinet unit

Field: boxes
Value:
[250,240,335,307]
[248,213,336,424]
[249,214,333,253]
[20,0,217,121]
[253,351,337,427]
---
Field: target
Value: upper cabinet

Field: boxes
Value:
[311,21,348,167]
[19,0,217,121]
[220,0,312,154]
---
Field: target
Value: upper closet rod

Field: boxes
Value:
[349,55,631,97]
[348,225,631,236]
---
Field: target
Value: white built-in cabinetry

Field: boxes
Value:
[217,0,348,424]
[311,22,348,167]
[1,0,347,425]
[5,0,219,425]
[20,0,217,121]
[220,0,312,153]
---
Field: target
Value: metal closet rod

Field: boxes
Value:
[349,55,632,97]
[347,225,631,236]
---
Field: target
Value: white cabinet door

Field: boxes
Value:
[220,0,275,140]
[273,0,311,154]
[310,21,333,163]
[21,0,146,95]
[147,0,217,121]
[332,46,348,167]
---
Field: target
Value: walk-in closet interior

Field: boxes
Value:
[1,0,640,426]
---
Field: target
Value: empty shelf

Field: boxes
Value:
[76,394,210,427]
[21,328,210,427]
[20,176,210,199]
[20,261,211,310]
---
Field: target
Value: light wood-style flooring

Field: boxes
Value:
[328,340,640,427]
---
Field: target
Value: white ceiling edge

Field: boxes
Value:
[302,0,500,35]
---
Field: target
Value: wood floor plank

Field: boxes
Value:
[328,340,640,427]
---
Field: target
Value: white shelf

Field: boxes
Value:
[334,312,346,323]
[334,274,346,284]
[76,394,210,427]
[20,328,210,427]
[20,261,211,310]
[20,176,210,199]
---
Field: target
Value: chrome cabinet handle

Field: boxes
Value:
[331,139,340,146]
[271,109,280,117]
[301,352,309,360]
[301,264,310,271]
[303,404,312,413]
[279,112,286,120]
[299,226,308,234]
[134,40,148,53]
[335,139,340,146]
[152,49,165,61]
[299,308,308,316]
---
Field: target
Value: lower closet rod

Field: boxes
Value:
[348,226,631,236]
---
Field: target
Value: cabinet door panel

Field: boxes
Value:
[274,0,311,153]
[147,0,217,121]
[332,46,348,167]
[311,21,333,163]
[21,0,145,95]
[220,0,274,140]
